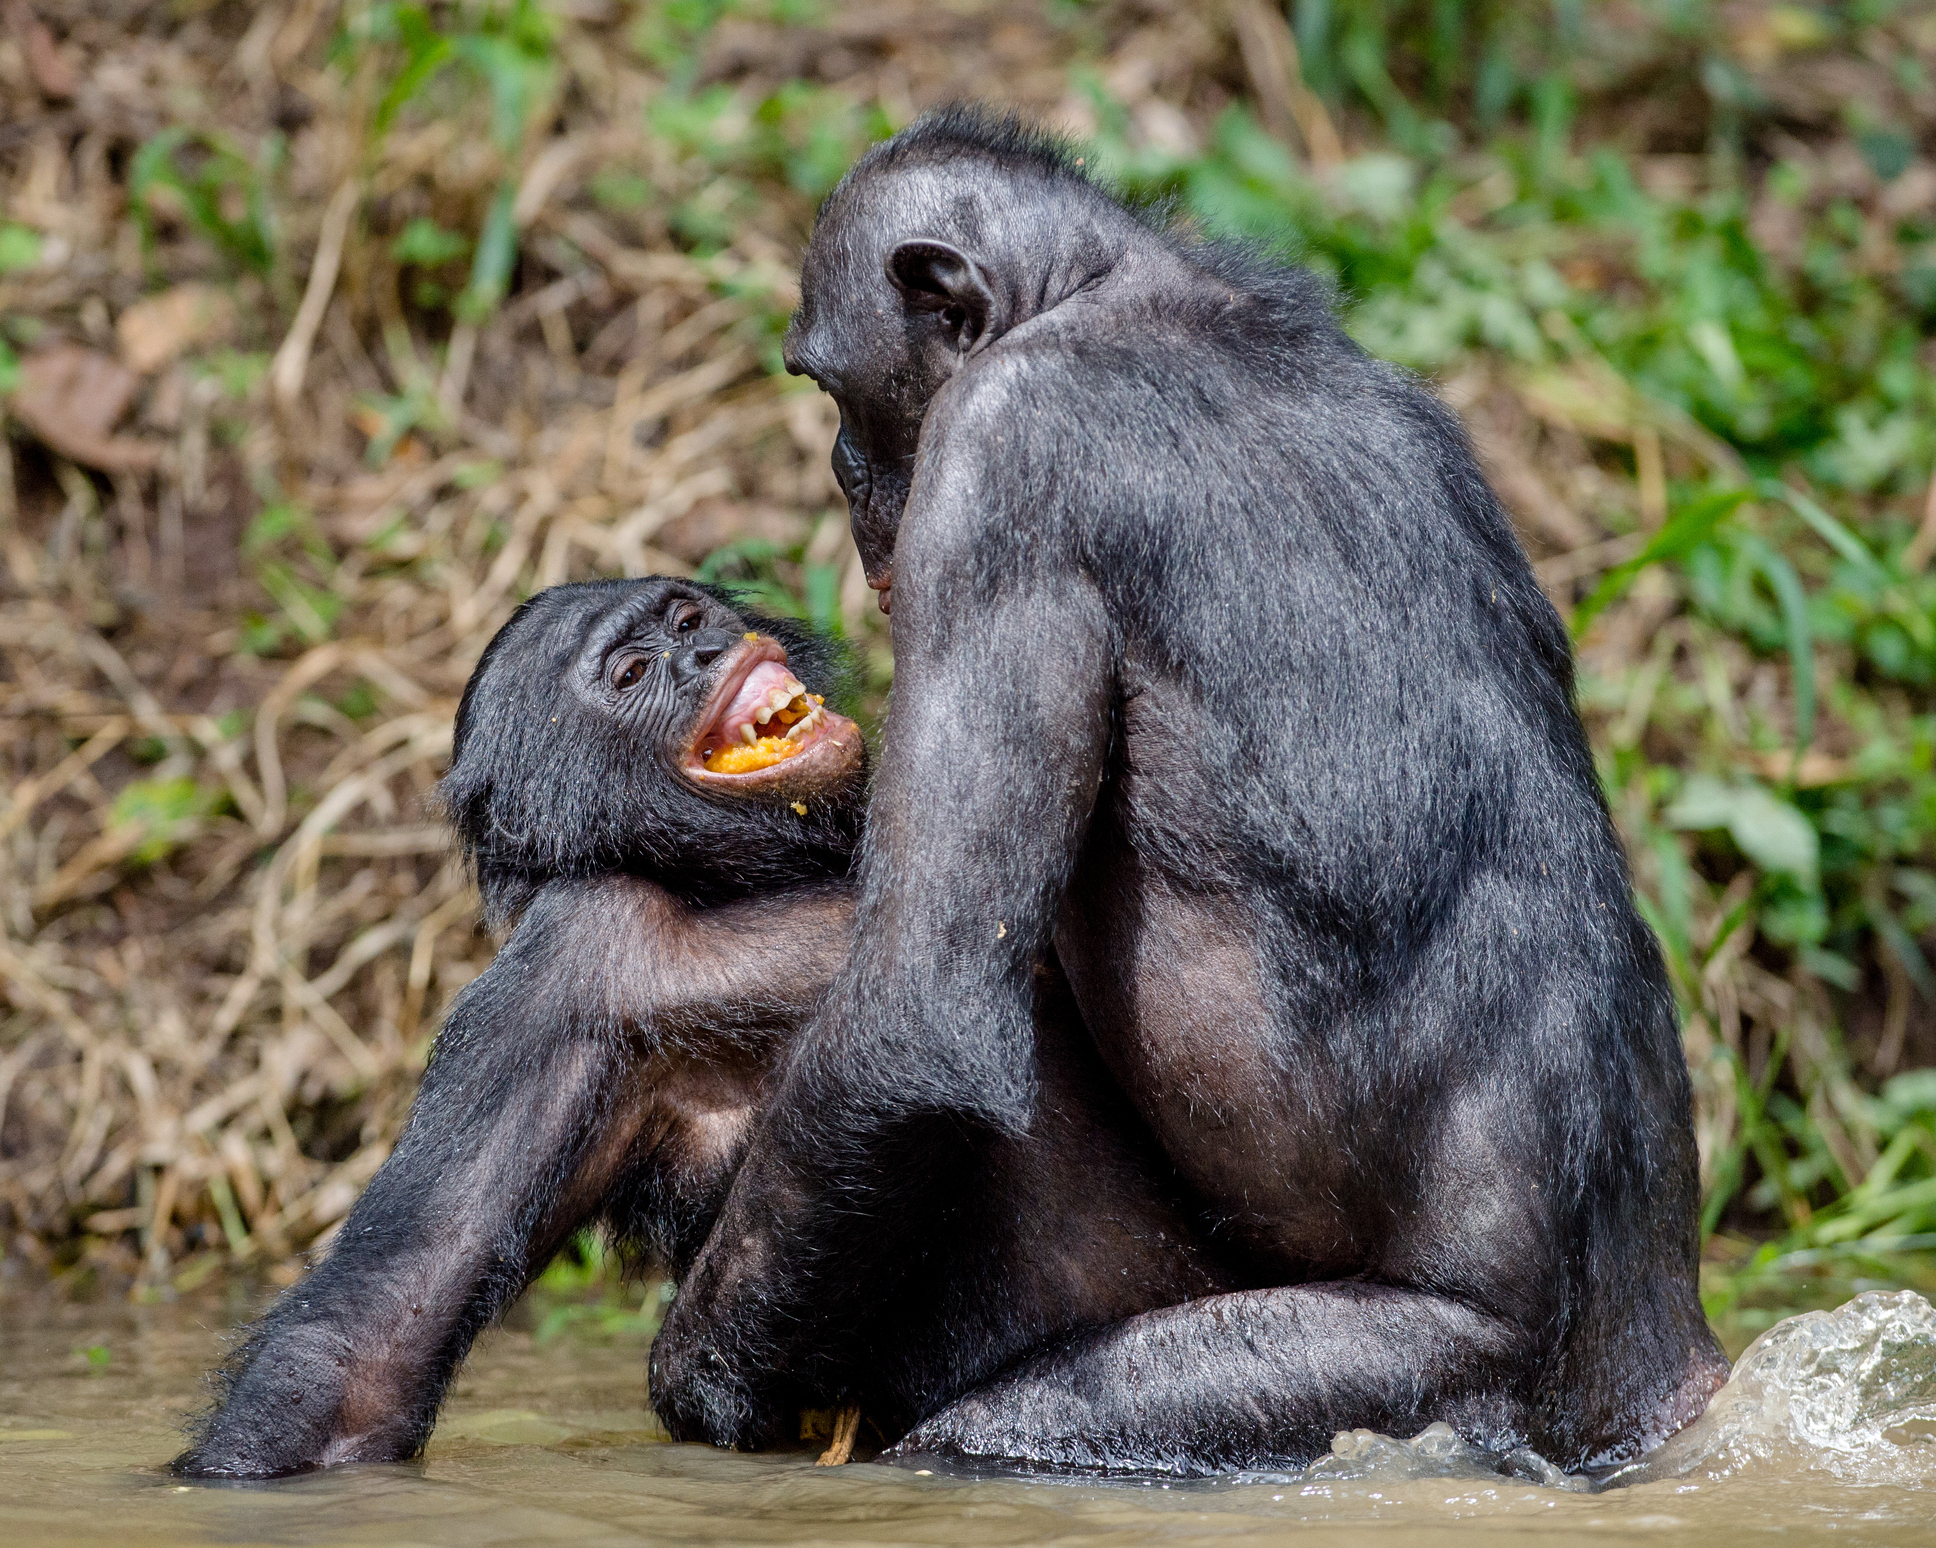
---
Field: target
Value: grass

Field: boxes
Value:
[0,0,1932,1332]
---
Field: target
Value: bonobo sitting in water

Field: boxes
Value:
[174,577,1228,1478]
[649,106,1730,1475]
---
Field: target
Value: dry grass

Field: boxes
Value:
[0,0,899,1291]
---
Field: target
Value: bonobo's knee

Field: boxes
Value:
[174,1321,362,1479]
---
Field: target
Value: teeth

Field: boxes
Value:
[783,705,823,742]
[783,677,805,697]
[755,705,775,726]
[739,723,758,745]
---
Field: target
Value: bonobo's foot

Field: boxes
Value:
[888,1379,1232,1479]
[172,1321,416,1479]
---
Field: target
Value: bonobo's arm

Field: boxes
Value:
[652,365,1115,1446]
[175,874,850,1478]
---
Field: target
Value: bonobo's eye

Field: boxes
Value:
[668,601,704,635]
[609,654,649,692]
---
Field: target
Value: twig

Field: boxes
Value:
[271,178,361,418]
[816,1404,862,1466]
[1532,532,1648,587]
[437,321,477,423]
[1903,469,1936,574]
[1226,0,1343,168]
[0,717,128,843]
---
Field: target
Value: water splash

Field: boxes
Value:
[1609,1289,1936,1487]
[1281,1419,1594,1493]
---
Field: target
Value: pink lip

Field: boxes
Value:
[686,639,785,758]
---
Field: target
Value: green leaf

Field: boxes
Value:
[0,223,42,275]
[1756,479,1887,580]
[1572,487,1755,635]
[375,8,454,134]
[110,777,216,864]
[391,217,470,267]
[129,129,275,276]
[1734,533,1815,761]
[1666,774,1820,886]
[458,182,518,321]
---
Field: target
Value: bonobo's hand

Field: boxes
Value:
[647,1158,830,1451]
[173,1320,419,1478]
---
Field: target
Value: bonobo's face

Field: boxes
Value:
[783,178,1001,614]
[443,578,866,904]
[581,581,862,795]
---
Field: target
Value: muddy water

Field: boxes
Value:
[4,1286,1936,1548]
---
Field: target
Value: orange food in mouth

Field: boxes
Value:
[705,736,805,774]
[701,690,827,773]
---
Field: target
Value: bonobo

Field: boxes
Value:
[174,577,1223,1478]
[649,106,1731,1477]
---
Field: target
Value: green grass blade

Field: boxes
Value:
[1572,487,1755,636]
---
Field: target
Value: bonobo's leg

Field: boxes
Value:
[176,875,850,1478]
[891,1286,1529,1476]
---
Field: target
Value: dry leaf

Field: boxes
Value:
[10,344,164,472]
[7,2,78,100]
[116,284,236,375]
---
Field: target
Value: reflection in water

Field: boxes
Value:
[3,1285,1935,1547]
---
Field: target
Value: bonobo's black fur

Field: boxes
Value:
[649,105,1730,1476]
[441,578,863,926]
[172,578,1226,1479]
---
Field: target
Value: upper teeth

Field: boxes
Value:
[755,685,797,726]
[731,680,823,747]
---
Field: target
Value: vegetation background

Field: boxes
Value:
[0,0,1933,1348]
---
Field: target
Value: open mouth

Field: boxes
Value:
[685,640,857,785]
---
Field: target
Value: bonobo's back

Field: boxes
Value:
[754,106,1728,1473]
[441,578,866,926]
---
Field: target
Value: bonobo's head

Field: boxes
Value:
[442,578,866,924]
[784,107,1133,611]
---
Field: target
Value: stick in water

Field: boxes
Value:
[815,1404,861,1467]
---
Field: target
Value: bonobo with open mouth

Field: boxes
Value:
[689,642,840,777]
[439,576,866,924]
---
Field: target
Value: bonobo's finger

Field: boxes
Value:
[647,1300,767,1449]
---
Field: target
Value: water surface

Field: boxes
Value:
[4,1284,1935,1547]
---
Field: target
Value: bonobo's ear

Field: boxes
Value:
[886,239,998,351]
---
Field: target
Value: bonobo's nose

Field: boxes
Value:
[675,629,738,689]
